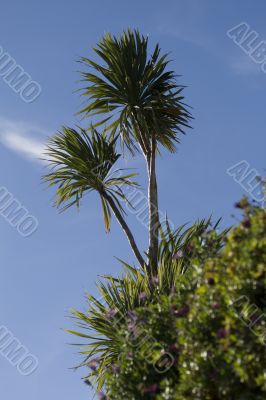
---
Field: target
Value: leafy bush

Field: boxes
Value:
[76,201,266,399]
[68,218,228,394]
[176,202,266,399]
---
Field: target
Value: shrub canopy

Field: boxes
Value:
[74,201,266,399]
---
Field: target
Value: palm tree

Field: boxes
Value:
[41,30,219,395]
[43,126,145,267]
[79,30,192,272]
[43,30,192,274]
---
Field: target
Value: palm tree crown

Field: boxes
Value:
[43,126,137,232]
[79,29,192,155]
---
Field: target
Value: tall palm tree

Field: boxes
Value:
[43,126,145,267]
[79,30,192,272]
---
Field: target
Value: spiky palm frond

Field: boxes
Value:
[79,29,192,154]
[43,126,138,231]
[67,218,229,389]
[158,218,219,271]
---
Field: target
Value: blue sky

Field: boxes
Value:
[0,1,265,399]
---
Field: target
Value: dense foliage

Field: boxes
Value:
[70,200,266,399]
[175,201,266,399]
[68,218,228,393]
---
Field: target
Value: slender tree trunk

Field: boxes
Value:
[132,112,160,274]
[147,136,160,274]
[103,192,146,269]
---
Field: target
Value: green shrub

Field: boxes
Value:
[102,203,266,399]
[68,219,227,394]
[176,202,266,399]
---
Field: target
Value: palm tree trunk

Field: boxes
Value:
[132,113,160,274]
[147,135,160,274]
[103,192,146,269]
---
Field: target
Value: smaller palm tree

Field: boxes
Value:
[43,126,145,267]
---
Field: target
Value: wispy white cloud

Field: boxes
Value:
[0,118,47,163]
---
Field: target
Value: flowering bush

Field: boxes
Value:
[69,218,227,395]
[100,201,266,399]
[176,201,266,399]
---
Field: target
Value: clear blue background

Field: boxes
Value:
[0,1,265,399]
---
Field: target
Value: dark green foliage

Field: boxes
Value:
[176,203,266,399]
[68,218,228,393]
[101,203,266,399]
[69,201,265,399]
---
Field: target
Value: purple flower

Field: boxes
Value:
[207,238,215,246]
[217,328,228,339]
[168,343,179,353]
[242,218,251,228]
[212,303,220,310]
[88,360,98,371]
[151,275,159,286]
[250,313,260,323]
[126,352,133,360]
[186,242,194,252]
[143,384,159,394]
[207,277,215,285]
[105,309,117,319]
[139,292,147,302]
[88,357,101,371]
[98,391,107,400]
[127,310,137,321]
[173,249,183,260]
[111,364,120,374]
[128,321,138,336]
[234,199,249,209]
[172,304,190,317]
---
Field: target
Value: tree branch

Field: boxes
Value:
[102,192,146,269]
